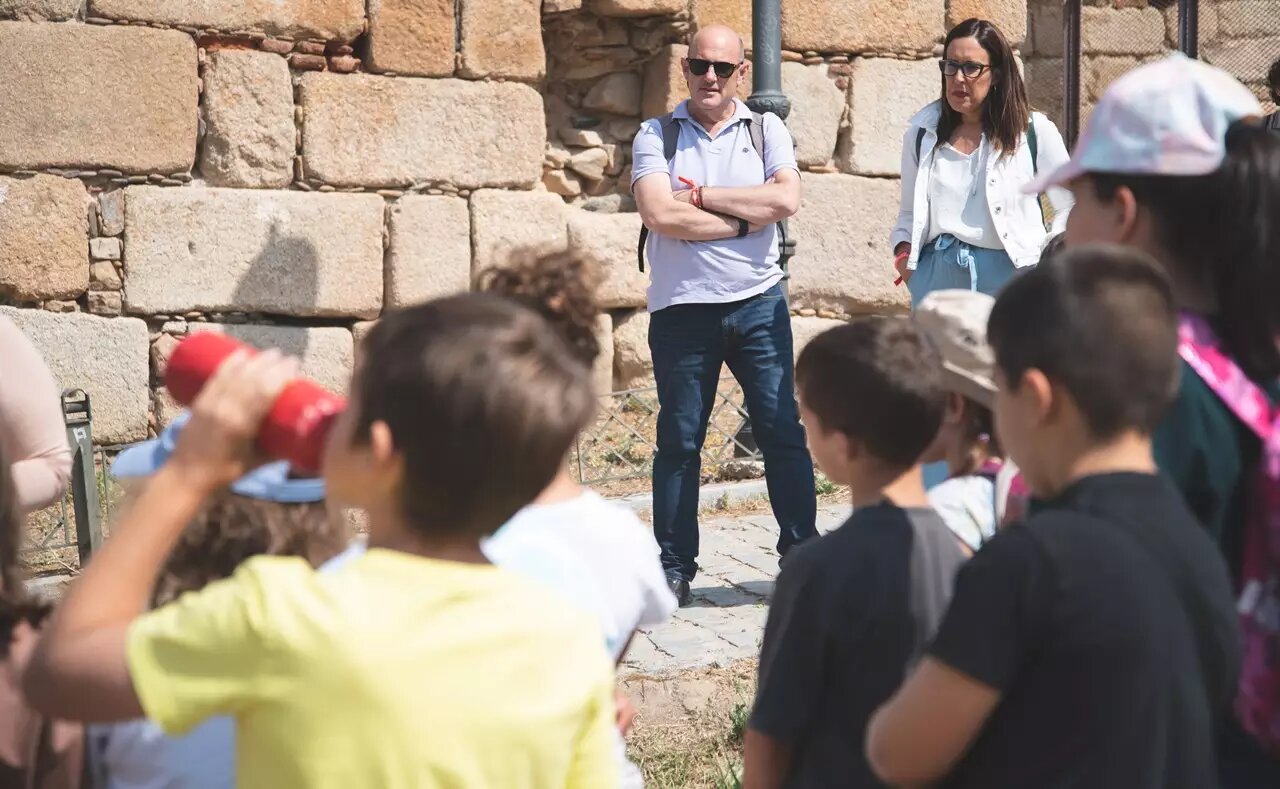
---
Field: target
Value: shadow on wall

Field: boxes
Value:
[226,220,320,359]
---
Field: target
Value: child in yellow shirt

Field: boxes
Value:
[23,294,619,788]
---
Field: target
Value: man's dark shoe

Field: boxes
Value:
[666,575,692,607]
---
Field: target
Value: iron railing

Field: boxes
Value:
[570,377,762,486]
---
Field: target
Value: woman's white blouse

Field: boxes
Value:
[926,140,1002,249]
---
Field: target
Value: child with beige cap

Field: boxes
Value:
[914,289,1026,552]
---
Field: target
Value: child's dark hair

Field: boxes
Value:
[152,494,344,607]
[988,244,1180,438]
[1039,232,1065,266]
[0,438,51,657]
[955,396,1002,477]
[474,254,602,368]
[1086,120,1280,383]
[796,317,946,469]
[353,294,594,538]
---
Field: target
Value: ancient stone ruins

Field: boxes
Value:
[0,0,1274,446]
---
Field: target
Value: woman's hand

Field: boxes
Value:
[894,242,912,284]
[167,349,300,494]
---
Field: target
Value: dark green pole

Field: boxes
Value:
[734,0,792,459]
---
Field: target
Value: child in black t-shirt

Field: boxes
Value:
[743,317,967,789]
[866,245,1241,789]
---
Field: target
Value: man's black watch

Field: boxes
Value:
[736,218,749,238]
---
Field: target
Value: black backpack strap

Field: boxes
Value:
[1027,115,1039,173]
[639,113,681,273]
[914,127,927,163]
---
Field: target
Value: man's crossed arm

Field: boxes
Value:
[632,168,801,242]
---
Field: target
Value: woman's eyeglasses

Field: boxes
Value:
[939,59,991,79]
[688,58,742,79]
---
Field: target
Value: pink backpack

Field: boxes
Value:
[1178,313,1280,755]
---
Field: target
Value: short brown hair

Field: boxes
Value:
[353,294,595,538]
[152,494,345,606]
[796,317,946,469]
[988,244,1180,437]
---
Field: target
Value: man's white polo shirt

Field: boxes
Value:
[630,99,799,313]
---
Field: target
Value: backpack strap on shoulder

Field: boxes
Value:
[1027,115,1039,174]
[638,112,681,273]
[747,111,766,162]
[914,127,927,163]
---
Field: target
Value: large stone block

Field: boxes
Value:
[1205,36,1280,85]
[789,316,844,363]
[1085,55,1143,103]
[367,0,455,77]
[188,324,354,395]
[470,190,569,275]
[839,57,939,177]
[584,73,643,116]
[1082,7,1166,56]
[641,43,750,121]
[1025,57,1065,129]
[1029,0,1063,57]
[946,0,1027,47]
[460,0,545,81]
[300,74,545,189]
[612,309,652,390]
[0,176,89,302]
[566,210,648,309]
[593,0,684,17]
[782,62,845,167]
[692,0,750,40]
[87,0,365,40]
[0,307,149,444]
[593,313,615,395]
[387,195,472,308]
[781,0,943,54]
[0,22,197,173]
[788,173,908,314]
[124,187,384,319]
[200,50,295,189]
[0,0,79,20]
[1217,1,1280,38]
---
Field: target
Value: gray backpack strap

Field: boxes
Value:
[747,111,766,161]
[638,112,680,273]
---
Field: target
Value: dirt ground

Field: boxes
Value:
[623,659,757,789]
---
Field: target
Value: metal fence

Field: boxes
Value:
[20,390,115,576]
[1190,0,1280,115]
[570,377,762,487]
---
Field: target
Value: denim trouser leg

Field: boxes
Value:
[649,302,726,582]
[907,234,1020,308]
[723,287,818,558]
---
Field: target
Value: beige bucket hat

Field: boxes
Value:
[913,289,998,409]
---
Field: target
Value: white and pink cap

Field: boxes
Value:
[1024,53,1264,194]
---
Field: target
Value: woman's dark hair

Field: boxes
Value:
[1,440,51,657]
[151,494,345,607]
[1269,54,1280,105]
[937,18,1033,156]
[474,254,602,368]
[1088,120,1280,383]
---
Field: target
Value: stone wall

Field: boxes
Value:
[1,0,1033,444]
[1024,0,1280,133]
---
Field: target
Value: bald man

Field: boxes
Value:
[631,25,815,606]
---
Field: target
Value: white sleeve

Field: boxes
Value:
[891,124,920,249]
[762,111,799,180]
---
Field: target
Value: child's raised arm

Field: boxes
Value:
[23,350,297,722]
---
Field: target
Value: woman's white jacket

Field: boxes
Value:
[890,100,1074,270]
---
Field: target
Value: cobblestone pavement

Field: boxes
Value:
[621,503,850,676]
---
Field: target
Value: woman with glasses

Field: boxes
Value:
[892,18,1072,306]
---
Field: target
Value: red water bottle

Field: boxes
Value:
[165,333,346,475]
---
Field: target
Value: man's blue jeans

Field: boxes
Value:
[648,284,817,582]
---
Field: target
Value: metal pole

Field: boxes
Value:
[1064,0,1083,148]
[734,0,792,459]
[62,389,102,566]
[1178,0,1199,58]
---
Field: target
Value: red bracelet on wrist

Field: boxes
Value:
[694,186,704,209]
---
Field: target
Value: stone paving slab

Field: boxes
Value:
[621,503,849,676]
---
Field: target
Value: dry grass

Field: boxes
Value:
[622,659,757,789]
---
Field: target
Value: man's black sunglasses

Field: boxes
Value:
[688,58,742,79]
